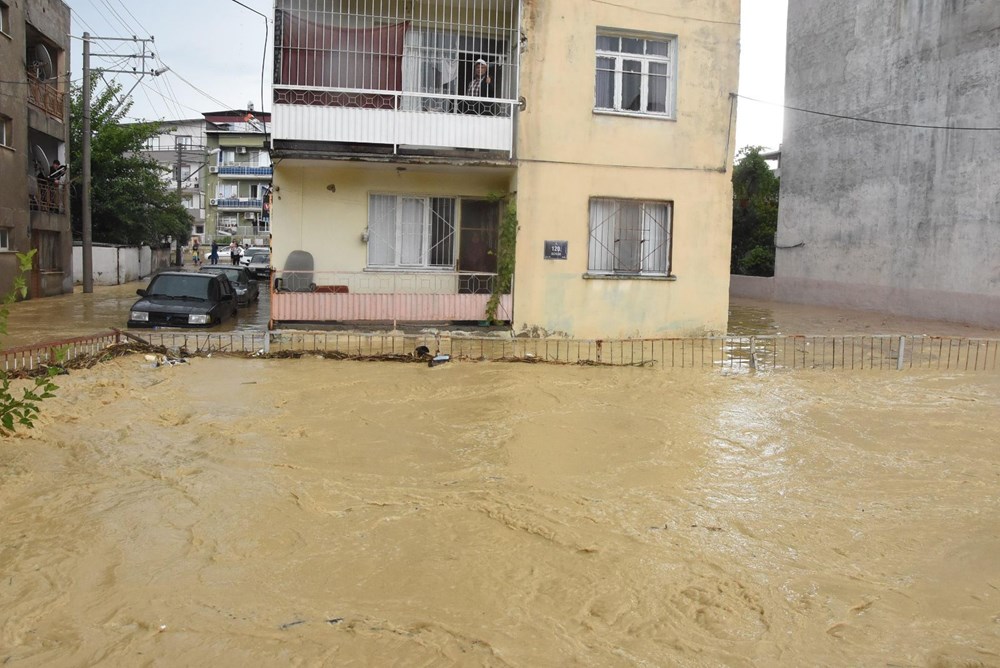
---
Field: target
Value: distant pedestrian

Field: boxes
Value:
[230,241,239,266]
[234,244,244,266]
[210,241,219,265]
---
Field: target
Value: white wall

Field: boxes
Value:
[72,245,172,285]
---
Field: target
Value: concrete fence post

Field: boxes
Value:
[897,336,906,371]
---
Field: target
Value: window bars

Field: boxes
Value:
[274,0,521,118]
[368,194,456,268]
[588,198,672,275]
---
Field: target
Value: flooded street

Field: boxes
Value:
[2,358,999,666]
[2,284,1000,665]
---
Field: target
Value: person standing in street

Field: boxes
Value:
[210,241,219,265]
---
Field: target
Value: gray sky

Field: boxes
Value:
[68,0,787,152]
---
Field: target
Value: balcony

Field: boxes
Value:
[211,197,263,211]
[272,0,520,156]
[271,270,512,324]
[26,72,65,121]
[29,176,66,214]
[216,165,274,178]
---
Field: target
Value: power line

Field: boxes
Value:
[736,94,1000,132]
[590,0,740,26]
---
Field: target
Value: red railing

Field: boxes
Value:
[26,71,65,120]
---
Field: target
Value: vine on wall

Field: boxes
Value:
[485,194,518,325]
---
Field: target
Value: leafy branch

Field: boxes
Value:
[0,251,62,435]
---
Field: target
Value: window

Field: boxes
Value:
[218,213,238,231]
[0,2,9,36]
[0,114,11,147]
[0,228,10,251]
[368,194,455,268]
[595,31,675,117]
[37,230,61,271]
[588,198,672,275]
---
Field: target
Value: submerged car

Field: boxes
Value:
[128,271,237,328]
[198,265,260,307]
[246,252,271,279]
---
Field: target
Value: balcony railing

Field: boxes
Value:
[29,177,66,214]
[217,165,274,177]
[271,269,512,323]
[273,0,521,155]
[211,197,263,210]
[26,72,65,120]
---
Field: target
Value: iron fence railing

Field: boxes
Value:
[4,331,999,373]
[0,331,122,372]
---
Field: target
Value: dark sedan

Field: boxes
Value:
[198,265,260,307]
[128,272,237,328]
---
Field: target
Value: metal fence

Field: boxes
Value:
[0,331,123,373]
[3,331,999,373]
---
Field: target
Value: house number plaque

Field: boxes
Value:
[544,240,568,260]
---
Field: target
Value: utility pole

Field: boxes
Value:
[175,142,183,266]
[79,34,159,292]
[81,33,92,292]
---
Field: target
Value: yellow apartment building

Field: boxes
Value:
[268,0,740,338]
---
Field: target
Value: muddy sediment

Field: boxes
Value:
[1,356,998,666]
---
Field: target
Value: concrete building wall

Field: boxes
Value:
[774,0,1000,327]
[0,0,72,299]
[71,245,171,285]
[511,0,741,338]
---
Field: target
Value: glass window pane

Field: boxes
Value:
[646,39,669,57]
[400,198,425,265]
[596,56,615,109]
[622,60,641,111]
[614,202,644,272]
[596,35,618,52]
[429,198,455,266]
[621,37,642,54]
[648,64,669,113]
[368,195,397,266]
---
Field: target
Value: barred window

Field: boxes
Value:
[368,194,455,269]
[595,31,675,117]
[0,228,10,251]
[588,198,672,275]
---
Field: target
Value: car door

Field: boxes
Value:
[216,276,237,318]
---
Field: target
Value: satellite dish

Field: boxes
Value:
[33,44,54,81]
[32,145,50,174]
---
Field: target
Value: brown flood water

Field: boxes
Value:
[2,357,999,666]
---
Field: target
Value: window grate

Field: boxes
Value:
[588,198,672,275]
[369,194,456,268]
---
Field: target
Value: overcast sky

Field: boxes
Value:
[68,0,787,152]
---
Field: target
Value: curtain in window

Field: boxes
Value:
[277,10,407,108]
[399,198,425,265]
[402,29,458,112]
[613,201,644,272]
[642,203,670,273]
[368,195,396,266]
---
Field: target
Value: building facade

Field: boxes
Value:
[773,0,1000,327]
[140,118,209,244]
[0,0,72,299]
[269,0,740,337]
[203,110,272,247]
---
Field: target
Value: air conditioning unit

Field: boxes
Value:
[208,166,219,174]
[236,147,247,154]
[209,199,219,206]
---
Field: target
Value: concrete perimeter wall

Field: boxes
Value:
[72,245,173,285]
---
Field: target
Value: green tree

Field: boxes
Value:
[731,145,779,276]
[69,79,192,246]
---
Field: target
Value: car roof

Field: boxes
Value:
[153,271,214,279]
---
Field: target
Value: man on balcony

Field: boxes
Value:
[462,59,495,116]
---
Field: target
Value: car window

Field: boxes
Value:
[147,274,212,299]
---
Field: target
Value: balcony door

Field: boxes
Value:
[458,200,500,294]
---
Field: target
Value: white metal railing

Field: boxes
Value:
[273,0,521,155]
[270,269,512,323]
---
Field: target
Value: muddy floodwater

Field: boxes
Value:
[2,357,999,666]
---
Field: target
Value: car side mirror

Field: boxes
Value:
[136,289,146,297]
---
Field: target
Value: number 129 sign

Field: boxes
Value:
[544,241,568,260]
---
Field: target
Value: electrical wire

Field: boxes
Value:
[736,93,1000,132]
[590,0,740,26]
